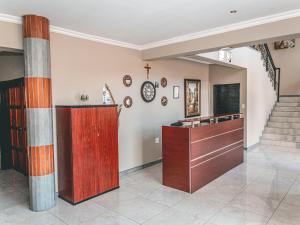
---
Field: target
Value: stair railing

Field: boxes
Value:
[251,44,281,102]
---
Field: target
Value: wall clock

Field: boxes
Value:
[141,81,156,102]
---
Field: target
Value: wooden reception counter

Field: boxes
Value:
[162,114,244,193]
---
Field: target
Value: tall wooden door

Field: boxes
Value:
[0,88,12,169]
[8,80,28,175]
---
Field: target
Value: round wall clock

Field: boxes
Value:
[141,81,156,102]
[161,77,167,88]
[161,96,168,106]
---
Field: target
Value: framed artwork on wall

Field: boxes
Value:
[173,86,179,99]
[184,79,201,118]
[274,39,295,50]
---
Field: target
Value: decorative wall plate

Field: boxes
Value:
[123,96,133,108]
[161,96,168,106]
[161,77,167,88]
[123,75,132,87]
[141,81,156,102]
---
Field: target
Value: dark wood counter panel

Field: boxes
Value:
[162,118,244,193]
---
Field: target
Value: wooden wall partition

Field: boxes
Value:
[163,118,244,193]
[23,15,56,211]
[56,105,119,204]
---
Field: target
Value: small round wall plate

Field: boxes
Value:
[141,81,156,102]
[123,96,133,108]
[161,77,167,88]
[123,75,132,87]
[161,96,168,106]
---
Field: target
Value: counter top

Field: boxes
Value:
[171,113,243,127]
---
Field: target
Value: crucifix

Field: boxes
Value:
[144,63,151,79]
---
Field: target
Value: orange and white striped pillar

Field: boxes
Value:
[23,15,56,211]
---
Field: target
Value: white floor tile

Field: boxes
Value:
[0,143,300,225]
[94,188,168,224]
[143,208,206,225]
[282,182,300,206]
[230,192,281,217]
[49,199,107,225]
[205,206,270,225]
[174,196,225,220]
[267,203,300,225]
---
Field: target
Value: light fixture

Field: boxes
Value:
[230,10,238,14]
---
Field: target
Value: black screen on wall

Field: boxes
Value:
[213,83,240,115]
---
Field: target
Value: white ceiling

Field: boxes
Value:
[1,0,300,46]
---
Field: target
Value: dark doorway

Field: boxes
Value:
[0,78,28,175]
[213,83,240,115]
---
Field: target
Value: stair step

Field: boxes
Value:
[260,139,300,149]
[270,116,300,123]
[279,97,300,103]
[267,122,300,129]
[277,102,300,107]
[262,133,300,142]
[264,127,300,135]
[272,111,300,117]
[274,106,300,112]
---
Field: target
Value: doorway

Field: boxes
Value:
[0,78,28,175]
[213,83,240,115]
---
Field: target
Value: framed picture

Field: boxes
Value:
[274,39,295,50]
[184,79,201,118]
[173,86,179,99]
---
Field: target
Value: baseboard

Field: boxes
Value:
[280,95,300,97]
[119,159,162,177]
[245,142,260,151]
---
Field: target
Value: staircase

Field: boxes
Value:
[261,96,300,149]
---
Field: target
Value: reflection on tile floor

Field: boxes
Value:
[1,144,300,224]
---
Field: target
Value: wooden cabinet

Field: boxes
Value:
[56,105,119,204]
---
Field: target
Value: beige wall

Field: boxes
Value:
[199,47,277,147]
[142,16,300,60]
[269,38,300,95]
[208,64,247,145]
[231,48,277,147]
[0,21,210,172]
[50,33,210,172]
[0,21,23,50]
[208,64,247,115]
[0,55,24,81]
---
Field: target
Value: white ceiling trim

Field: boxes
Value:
[178,56,213,65]
[139,8,300,50]
[1,8,300,51]
[50,26,141,50]
[0,13,141,50]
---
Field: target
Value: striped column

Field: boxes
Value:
[23,15,56,211]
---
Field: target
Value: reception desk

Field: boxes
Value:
[162,114,244,193]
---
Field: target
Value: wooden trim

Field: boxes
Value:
[23,15,50,40]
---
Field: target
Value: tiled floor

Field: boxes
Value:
[1,144,300,225]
